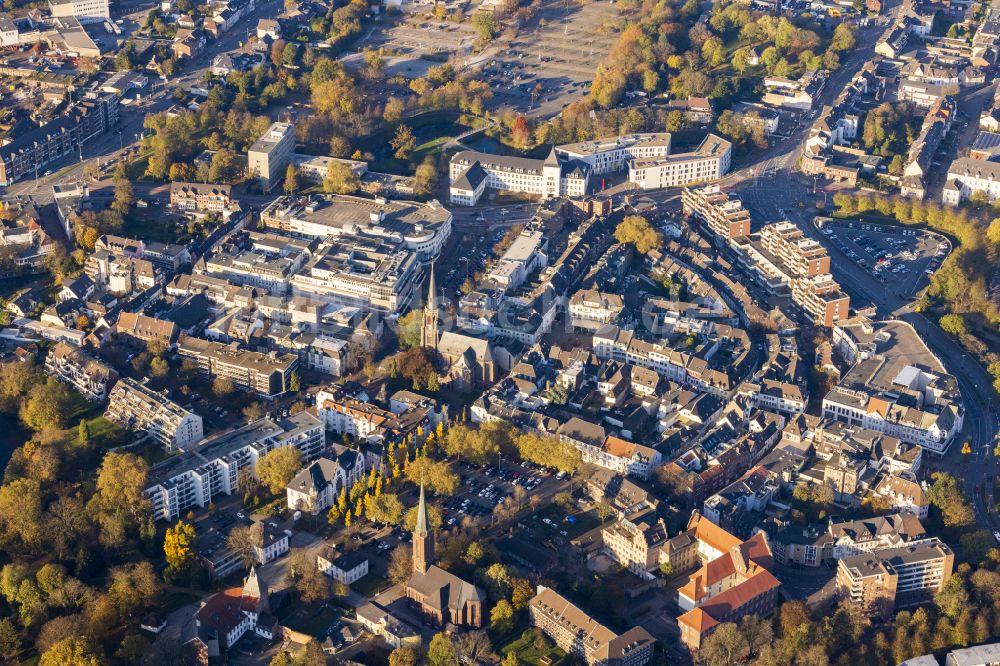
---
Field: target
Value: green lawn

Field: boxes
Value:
[499,631,568,666]
[351,573,389,598]
[280,604,341,636]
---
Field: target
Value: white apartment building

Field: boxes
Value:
[628,134,732,189]
[555,133,671,174]
[144,412,324,521]
[176,336,298,399]
[48,0,109,22]
[529,586,655,666]
[837,539,954,613]
[251,523,290,565]
[448,148,585,206]
[317,548,369,584]
[45,341,118,401]
[568,290,624,331]
[248,122,295,191]
[942,157,1000,205]
[105,377,204,451]
[316,393,392,439]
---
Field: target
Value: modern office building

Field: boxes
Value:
[248,121,295,191]
[48,0,109,23]
[176,336,298,398]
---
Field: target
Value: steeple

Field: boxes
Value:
[243,564,270,615]
[421,262,439,351]
[412,481,434,574]
[544,146,559,167]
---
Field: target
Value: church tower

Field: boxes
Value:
[412,481,434,574]
[421,263,439,351]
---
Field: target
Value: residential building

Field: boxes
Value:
[176,336,298,398]
[944,644,1000,666]
[943,157,1000,205]
[355,603,420,649]
[144,412,324,521]
[628,134,732,189]
[602,511,668,576]
[873,473,929,518]
[758,222,831,278]
[0,94,118,186]
[317,548,369,584]
[529,586,655,666]
[44,341,117,401]
[568,290,624,331]
[285,447,366,514]
[555,133,672,174]
[105,377,204,450]
[837,539,954,616]
[169,182,235,214]
[790,274,851,327]
[115,312,178,347]
[248,121,295,191]
[681,185,752,241]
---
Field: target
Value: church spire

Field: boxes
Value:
[415,481,429,537]
[412,480,434,574]
[421,262,439,351]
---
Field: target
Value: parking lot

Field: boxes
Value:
[820,220,951,298]
[482,0,619,116]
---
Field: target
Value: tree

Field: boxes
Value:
[226,523,263,569]
[212,375,235,397]
[164,520,196,571]
[960,530,995,565]
[397,310,423,349]
[614,215,663,255]
[108,562,159,619]
[939,314,968,337]
[367,493,404,525]
[256,446,304,495]
[323,161,360,194]
[428,632,459,666]
[0,478,44,550]
[300,640,326,666]
[404,457,459,496]
[456,631,493,663]
[384,96,405,124]
[0,618,19,663]
[490,599,515,632]
[39,636,103,666]
[659,561,674,577]
[289,550,329,604]
[595,500,614,524]
[20,378,71,431]
[926,472,975,527]
[284,164,300,195]
[413,156,439,197]
[699,622,749,666]
[471,12,497,41]
[389,647,421,666]
[388,545,413,584]
[115,635,149,666]
[289,370,300,393]
[391,124,417,160]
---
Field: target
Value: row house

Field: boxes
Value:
[44,341,118,401]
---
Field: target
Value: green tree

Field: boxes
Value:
[256,446,304,495]
[389,646,420,666]
[490,599,515,632]
[163,520,196,571]
[367,493,404,525]
[428,632,459,666]
[939,314,967,337]
[391,124,417,160]
[322,161,360,194]
[471,12,498,41]
[284,164,300,195]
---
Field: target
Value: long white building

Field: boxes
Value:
[449,133,730,206]
[144,412,324,521]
